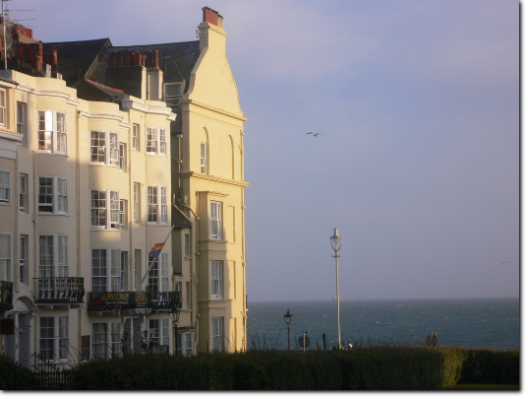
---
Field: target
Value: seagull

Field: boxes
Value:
[499,261,510,266]
[306,132,323,137]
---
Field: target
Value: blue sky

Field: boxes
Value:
[11,0,520,301]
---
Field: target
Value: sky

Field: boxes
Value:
[9,0,520,302]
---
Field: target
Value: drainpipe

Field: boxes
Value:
[76,110,82,351]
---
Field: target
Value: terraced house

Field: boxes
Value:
[0,6,248,367]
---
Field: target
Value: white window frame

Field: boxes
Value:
[210,201,222,240]
[19,234,28,284]
[147,252,169,295]
[0,89,6,127]
[119,143,127,172]
[211,261,223,300]
[211,317,224,352]
[133,182,140,223]
[19,173,28,213]
[163,82,182,100]
[184,233,190,258]
[90,130,119,166]
[0,170,11,205]
[134,249,141,290]
[37,176,68,215]
[119,199,128,229]
[17,102,27,145]
[120,251,128,292]
[38,235,68,278]
[39,315,69,363]
[91,248,121,292]
[37,110,67,155]
[92,322,121,360]
[132,124,140,151]
[148,318,170,348]
[146,127,167,156]
[0,232,12,282]
[200,142,207,173]
[177,331,194,356]
[90,189,120,230]
[147,185,168,225]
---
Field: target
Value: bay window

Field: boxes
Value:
[211,317,224,352]
[37,110,67,154]
[39,315,69,362]
[0,170,10,205]
[210,201,222,239]
[92,322,121,360]
[90,131,119,166]
[146,127,167,156]
[90,189,120,229]
[147,185,168,225]
[211,261,223,299]
[91,248,121,292]
[38,176,68,214]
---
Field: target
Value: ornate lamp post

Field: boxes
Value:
[169,310,181,355]
[330,227,342,349]
[284,309,293,351]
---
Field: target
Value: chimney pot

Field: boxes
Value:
[153,50,159,68]
[35,54,42,71]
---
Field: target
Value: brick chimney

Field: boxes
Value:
[198,7,226,52]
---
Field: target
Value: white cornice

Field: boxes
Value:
[0,128,23,142]
[182,98,247,121]
[121,97,176,120]
[182,171,250,187]
[15,84,79,105]
[77,110,123,123]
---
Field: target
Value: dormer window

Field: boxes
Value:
[164,82,182,104]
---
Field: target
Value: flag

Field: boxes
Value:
[149,242,165,258]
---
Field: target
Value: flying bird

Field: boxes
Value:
[306,132,323,137]
[499,261,510,266]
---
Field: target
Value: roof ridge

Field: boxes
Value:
[109,40,199,49]
[44,38,110,45]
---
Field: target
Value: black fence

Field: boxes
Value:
[32,353,72,390]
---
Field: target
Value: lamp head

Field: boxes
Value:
[284,308,293,325]
[330,227,342,251]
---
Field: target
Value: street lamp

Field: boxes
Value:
[330,227,342,349]
[284,309,293,351]
[169,310,181,355]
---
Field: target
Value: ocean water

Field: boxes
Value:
[246,298,519,351]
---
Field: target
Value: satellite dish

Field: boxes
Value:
[298,335,311,349]
[426,332,438,347]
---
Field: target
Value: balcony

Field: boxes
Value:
[148,291,182,311]
[0,281,13,311]
[87,291,149,312]
[34,277,85,304]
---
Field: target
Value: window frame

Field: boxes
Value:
[89,130,119,166]
[19,173,28,213]
[133,182,140,223]
[145,127,167,156]
[163,82,183,100]
[19,234,28,284]
[39,315,69,363]
[211,260,223,300]
[0,89,6,127]
[177,331,194,356]
[134,249,141,290]
[132,124,140,151]
[146,185,168,225]
[211,317,224,352]
[119,142,127,172]
[91,248,122,293]
[147,252,169,295]
[148,318,170,349]
[0,232,12,282]
[90,189,120,230]
[119,199,128,229]
[0,170,11,205]
[38,234,68,278]
[17,102,27,145]
[37,110,67,155]
[37,176,68,215]
[92,321,121,360]
[210,201,222,240]
[200,142,207,173]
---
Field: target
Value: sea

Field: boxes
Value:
[246,298,520,351]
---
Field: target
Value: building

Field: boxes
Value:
[0,6,248,365]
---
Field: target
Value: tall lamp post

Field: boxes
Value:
[284,309,293,351]
[330,227,342,349]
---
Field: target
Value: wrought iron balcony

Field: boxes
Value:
[88,291,149,312]
[34,277,85,304]
[0,281,13,311]
[148,291,182,311]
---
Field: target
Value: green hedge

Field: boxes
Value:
[66,347,519,390]
[0,355,44,390]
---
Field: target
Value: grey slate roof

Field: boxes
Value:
[42,38,112,87]
[88,41,201,91]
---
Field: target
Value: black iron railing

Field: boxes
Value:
[149,291,182,310]
[0,281,13,311]
[34,278,85,304]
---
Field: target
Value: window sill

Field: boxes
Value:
[37,212,69,216]
[0,202,11,206]
[36,151,68,157]
[89,163,120,168]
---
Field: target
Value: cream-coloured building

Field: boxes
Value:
[0,6,248,365]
